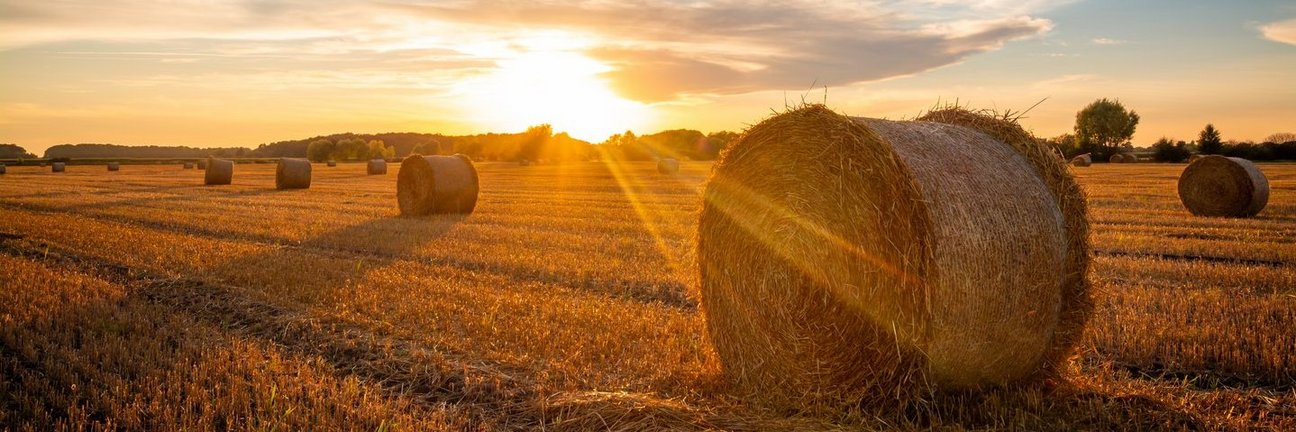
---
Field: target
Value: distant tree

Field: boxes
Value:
[1151,137,1190,162]
[518,124,552,161]
[365,139,394,159]
[410,138,439,156]
[1197,124,1223,155]
[705,131,739,159]
[1265,132,1296,144]
[0,143,36,159]
[1047,134,1079,158]
[1074,98,1140,162]
[306,139,335,162]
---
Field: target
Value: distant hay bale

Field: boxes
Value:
[367,159,388,175]
[197,159,208,170]
[0,163,6,175]
[657,158,680,174]
[183,162,195,169]
[327,160,337,167]
[275,158,312,189]
[519,158,531,166]
[1188,154,1204,163]
[204,158,233,185]
[52,162,66,173]
[1177,155,1269,218]
[107,162,120,171]
[698,105,1090,408]
[397,154,479,215]
[1070,153,1092,167]
[1109,153,1130,163]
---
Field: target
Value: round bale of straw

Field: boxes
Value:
[698,105,1090,408]
[107,162,120,171]
[657,158,680,174]
[519,158,531,166]
[1177,155,1268,218]
[1109,153,1127,163]
[397,154,479,215]
[197,159,208,170]
[0,163,6,175]
[367,159,388,175]
[327,160,337,167]
[275,158,312,189]
[183,162,195,169]
[1188,154,1203,163]
[1070,153,1092,167]
[52,162,66,173]
[204,158,233,185]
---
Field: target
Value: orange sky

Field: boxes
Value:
[2,1,1295,155]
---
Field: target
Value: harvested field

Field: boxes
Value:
[0,162,1294,430]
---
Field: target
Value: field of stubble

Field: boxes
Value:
[0,161,1293,431]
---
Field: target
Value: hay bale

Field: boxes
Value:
[698,105,1090,408]
[52,162,66,173]
[1177,155,1268,217]
[519,158,531,166]
[183,162,195,169]
[1109,154,1126,163]
[1070,153,1092,167]
[367,159,388,175]
[397,154,479,215]
[204,158,233,185]
[1188,154,1203,163]
[0,163,6,175]
[107,162,120,171]
[275,158,312,189]
[327,159,337,167]
[657,158,680,174]
[197,159,208,170]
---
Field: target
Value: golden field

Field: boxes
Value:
[0,161,1293,431]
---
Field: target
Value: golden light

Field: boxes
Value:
[459,46,652,143]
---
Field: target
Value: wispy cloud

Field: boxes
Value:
[1091,37,1126,45]
[1260,18,1296,46]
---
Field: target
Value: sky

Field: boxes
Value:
[1,0,1294,155]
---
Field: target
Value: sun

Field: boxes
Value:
[460,49,652,143]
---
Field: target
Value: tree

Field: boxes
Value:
[365,140,394,159]
[1047,134,1079,158]
[705,131,739,160]
[1074,98,1139,162]
[1198,124,1223,155]
[1265,132,1296,144]
[0,144,36,159]
[306,139,335,162]
[1151,137,1190,162]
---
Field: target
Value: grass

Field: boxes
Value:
[0,161,1293,430]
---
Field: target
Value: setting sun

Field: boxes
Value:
[459,50,651,143]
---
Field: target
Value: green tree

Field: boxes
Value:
[704,131,739,160]
[1151,137,1191,162]
[306,139,335,162]
[1074,98,1140,162]
[518,124,552,161]
[1047,134,1079,158]
[1198,124,1223,155]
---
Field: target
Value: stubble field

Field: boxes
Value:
[0,161,1293,431]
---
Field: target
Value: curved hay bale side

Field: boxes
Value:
[52,162,66,173]
[327,160,337,167]
[657,158,680,174]
[698,105,1089,408]
[275,158,312,189]
[204,158,234,185]
[197,159,208,170]
[397,154,479,215]
[1070,153,1092,167]
[1177,155,1269,217]
[1109,154,1128,163]
[367,159,388,175]
[107,162,120,171]
[1188,154,1204,163]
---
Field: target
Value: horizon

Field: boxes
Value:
[3,1,1295,155]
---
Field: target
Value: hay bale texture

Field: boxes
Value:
[275,158,312,189]
[107,162,120,171]
[1070,154,1092,167]
[657,158,680,174]
[397,154,479,215]
[1177,155,1269,217]
[367,159,387,175]
[1109,153,1133,163]
[204,158,233,185]
[197,159,208,170]
[52,162,66,173]
[698,105,1091,408]
[327,160,337,167]
[183,162,195,169]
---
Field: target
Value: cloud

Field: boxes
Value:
[1260,19,1296,46]
[1091,38,1125,45]
[1,0,1058,102]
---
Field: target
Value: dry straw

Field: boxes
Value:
[197,159,208,170]
[204,158,233,185]
[697,105,1091,409]
[657,158,680,174]
[107,162,120,171]
[275,158,312,189]
[397,154,479,215]
[1070,153,1092,167]
[183,162,195,169]
[367,159,388,175]
[327,159,337,167]
[52,162,66,173]
[1177,155,1269,217]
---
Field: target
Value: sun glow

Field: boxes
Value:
[460,49,652,143]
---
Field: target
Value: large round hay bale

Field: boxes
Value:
[52,162,66,173]
[197,159,208,170]
[1177,155,1268,217]
[367,159,388,175]
[107,162,120,171]
[698,105,1090,408]
[1070,153,1092,167]
[204,158,233,185]
[397,154,479,215]
[275,158,312,189]
[327,159,337,167]
[657,158,680,174]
